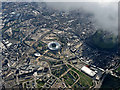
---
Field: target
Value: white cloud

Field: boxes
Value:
[45,2,118,35]
[1,0,119,35]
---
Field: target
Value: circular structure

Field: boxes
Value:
[48,41,61,51]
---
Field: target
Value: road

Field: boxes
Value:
[94,73,106,88]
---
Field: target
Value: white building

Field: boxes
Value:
[81,66,96,77]
[48,41,61,51]
[6,43,12,47]
[34,53,41,57]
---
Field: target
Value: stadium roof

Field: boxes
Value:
[48,41,61,50]
[81,66,96,77]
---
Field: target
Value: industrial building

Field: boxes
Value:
[34,53,41,57]
[81,66,96,77]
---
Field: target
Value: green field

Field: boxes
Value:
[115,65,120,75]
[71,67,93,87]
[66,64,72,68]
[63,72,75,86]
[69,70,79,80]
[117,66,120,72]
[36,79,45,88]
[51,65,68,78]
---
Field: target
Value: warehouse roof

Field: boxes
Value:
[81,66,96,77]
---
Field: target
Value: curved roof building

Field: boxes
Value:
[34,53,41,57]
[48,41,61,51]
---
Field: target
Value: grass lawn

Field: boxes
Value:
[52,65,68,78]
[116,66,120,74]
[71,67,93,86]
[66,64,72,68]
[117,66,120,72]
[36,79,45,87]
[63,72,75,86]
[69,70,79,80]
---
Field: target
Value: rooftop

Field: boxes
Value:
[48,41,61,51]
[81,66,96,77]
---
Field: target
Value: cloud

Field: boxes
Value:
[45,1,118,35]
[1,0,119,35]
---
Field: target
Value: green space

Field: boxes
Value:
[66,64,72,68]
[69,70,79,80]
[78,79,89,88]
[51,65,68,77]
[71,67,93,86]
[115,65,120,75]
[73,80,89,89]
[117,66,120,73]
[36,79,45,88]
[20,78,33,83]
[63,72,75,86]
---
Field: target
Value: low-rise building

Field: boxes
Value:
[81,66,96,77]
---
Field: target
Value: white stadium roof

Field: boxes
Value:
[81,66,96,77]
[48,41,61,50]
